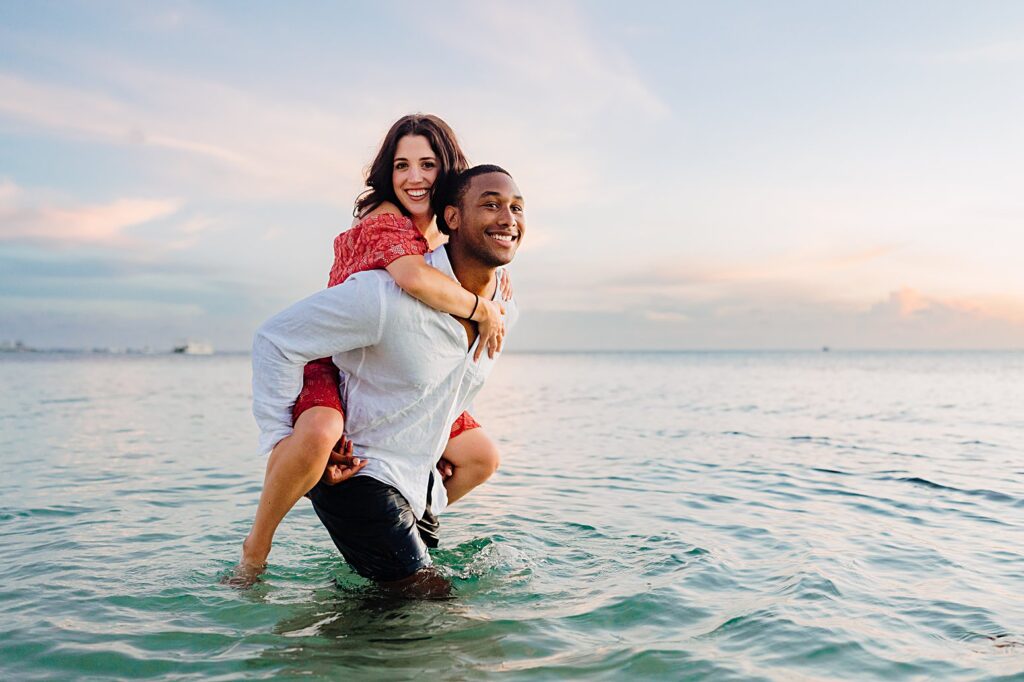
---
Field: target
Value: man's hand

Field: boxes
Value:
[320,436,367,486]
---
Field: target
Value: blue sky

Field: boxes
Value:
[2,1,1023,350]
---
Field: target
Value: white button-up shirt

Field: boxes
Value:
[252,246,516,519]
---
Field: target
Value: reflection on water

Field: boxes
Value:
[1,351,1023,679]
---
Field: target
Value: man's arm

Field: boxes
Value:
[252,273,387,455]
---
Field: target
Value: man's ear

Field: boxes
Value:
[443,205,460,232]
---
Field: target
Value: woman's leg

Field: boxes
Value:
[440,426,501,505]
[239,406,344,571]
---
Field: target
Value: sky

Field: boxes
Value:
[2,0,1023,351]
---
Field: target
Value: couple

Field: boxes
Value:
[238,114,526,596]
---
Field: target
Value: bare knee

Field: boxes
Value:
[478,439,501,475]
[463,438,500,483]
[447,430,502,476]
[293,407,344,454]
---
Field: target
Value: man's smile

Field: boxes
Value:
[486,230,519,245]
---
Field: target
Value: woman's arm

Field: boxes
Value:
[387,255,505,361]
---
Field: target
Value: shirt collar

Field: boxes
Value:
[426,246,501,302]
[425,245,456,280]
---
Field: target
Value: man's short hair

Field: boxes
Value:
[436,164,512,235]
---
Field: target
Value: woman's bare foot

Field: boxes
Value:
[222,545,267,588]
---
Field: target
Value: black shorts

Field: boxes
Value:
[307,474,440,583]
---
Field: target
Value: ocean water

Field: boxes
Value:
[1,350,1023,680]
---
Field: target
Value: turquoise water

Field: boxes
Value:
[1,351,1023,680]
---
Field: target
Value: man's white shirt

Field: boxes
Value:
[252,246,516,519]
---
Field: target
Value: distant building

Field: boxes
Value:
[0,340,32,352]
[173,341,214,355]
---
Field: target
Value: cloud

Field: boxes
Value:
[0,180,180,245]
[508,285,1024,351]
[870,287,1024,325]
[929,40,1024,65]
[0,179,18,202]
[0,68,368,203]
[592,244,902,304]
[428,1,668,120]
[0,2,666,227]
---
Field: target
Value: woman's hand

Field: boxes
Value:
[499,269,513,301]
[471,297,506,361]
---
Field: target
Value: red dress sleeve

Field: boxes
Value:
[327,213,429,287]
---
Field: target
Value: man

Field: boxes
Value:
[251,165,525,596]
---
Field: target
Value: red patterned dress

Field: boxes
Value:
[291,212,481,439]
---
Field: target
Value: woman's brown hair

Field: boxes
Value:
[355,114,469,219]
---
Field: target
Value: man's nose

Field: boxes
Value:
[497,205,516,227]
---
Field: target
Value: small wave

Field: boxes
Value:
[773,570,843,601]
[899,476,956,491]
[978,634,1024,650]
[434,536,535,582]
[888,477,1020,505]
[0,504,92,520]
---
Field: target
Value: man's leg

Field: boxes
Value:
[380,568,451,599]
[308,477,451,599]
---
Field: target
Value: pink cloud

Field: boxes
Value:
[0,181,180,244]
[874,287,1024,324]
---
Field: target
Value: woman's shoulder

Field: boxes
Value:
[358,201,403,220]
[350,201,408,228]
[345,209,421,243]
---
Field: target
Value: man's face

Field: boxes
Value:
[447,172,525,267]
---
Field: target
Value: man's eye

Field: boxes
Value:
[484,202,498,208]
[511,205,523,213]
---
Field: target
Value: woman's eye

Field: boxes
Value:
[423,162,436,169]
[395,162,407,170]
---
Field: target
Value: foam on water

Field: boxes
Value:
[1,351,1023,680]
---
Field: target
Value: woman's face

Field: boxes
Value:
[392,134,439,220]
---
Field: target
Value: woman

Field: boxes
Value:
[236,114,508,578]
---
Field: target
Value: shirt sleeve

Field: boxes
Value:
[252,272,387,455]
[327,213,429,287]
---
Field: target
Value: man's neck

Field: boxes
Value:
[411,215,447,252]
[444,244,497,298]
